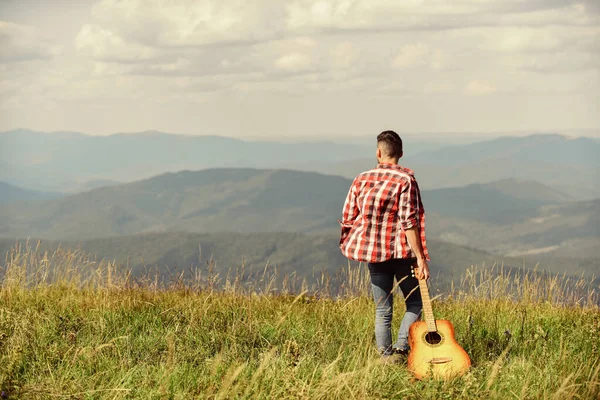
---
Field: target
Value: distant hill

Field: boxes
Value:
[2,130,598,199]
[0,181,62,204]
[0,169,351,239]
[423,179,573,225]
[0,168,596,267]
[316,134,600,200]
[482,178,573,203]
[427,198,600,257]
[411,134,599,167]
[73,179,122,192]
[0,129,374,192]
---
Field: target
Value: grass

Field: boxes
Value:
[0,242,599,399]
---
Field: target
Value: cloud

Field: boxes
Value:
[75,0,598,80]
[0,21,59,63]
[274,52,314,72]
[391,42,446,70]
[474,26,599,54]
[89,0,289,48]
[329,42,360,69]
[75,24,160,63]
[465,80,496,95]
[286,0,599,34]
[3,0,599,135]
[83,0,597,53]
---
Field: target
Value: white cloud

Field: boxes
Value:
[286,0,598,33]
[424,81,454,94]
[89,0,288,47]
[391,43,429,68]
[2,0,599,135]
[330,42,360,68]
[475,26,599,54]
[498,28,562,52]
[75,24,160,62]
[391,42,449,71]
[465,79,496,95]
[274,52,314,72]
[0,21,60,63]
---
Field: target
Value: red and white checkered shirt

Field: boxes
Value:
[339,163,429,263]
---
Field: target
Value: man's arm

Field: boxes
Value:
[339,180,359,244]
[405,227,430,280]
[399,177,430,280]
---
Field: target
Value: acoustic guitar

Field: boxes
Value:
[407,277,471,380]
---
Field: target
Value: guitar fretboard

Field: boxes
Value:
[418,278,437,332]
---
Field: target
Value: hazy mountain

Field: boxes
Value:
[481,179,573,203]
[74,179,122,192]
[0,168,596,266]
[0,129,374,192]
[423,179,573,225]
[0,181,62,204]
[0,169,350,239]
[427,198,600,257]
[317,134,600,200]
[411,134,599,167]
[3,130,597,199]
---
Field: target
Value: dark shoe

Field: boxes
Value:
[392,347,409,356]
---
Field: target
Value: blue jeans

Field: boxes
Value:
[368,258,422,355]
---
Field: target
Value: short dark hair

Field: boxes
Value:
[377,130,403,158]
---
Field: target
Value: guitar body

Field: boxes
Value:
[408,319,471,380]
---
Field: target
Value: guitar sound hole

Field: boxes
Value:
[425,332,442,345]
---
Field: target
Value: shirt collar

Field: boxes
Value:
[376,162,414,175]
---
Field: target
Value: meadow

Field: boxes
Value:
[0,242,598,399]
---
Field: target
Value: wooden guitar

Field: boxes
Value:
[407,278,471,380]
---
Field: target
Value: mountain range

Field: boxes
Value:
[1,130,598,284]
[312,134,600,199]
[0,181,61,204]
[1,168,597,273]
[2,130,598,199]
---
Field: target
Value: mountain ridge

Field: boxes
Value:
[0,168,596,267]
[3,130,597,198]
[0,181,62,204]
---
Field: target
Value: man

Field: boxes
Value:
[339,130,430,360]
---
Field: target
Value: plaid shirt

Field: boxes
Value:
[339,163,429,263]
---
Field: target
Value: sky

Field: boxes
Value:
[0,0,599,139]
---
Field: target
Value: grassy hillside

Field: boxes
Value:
[2,232,597,289]
[0,246,598,399]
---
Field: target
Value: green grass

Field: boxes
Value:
[0,244,598,399]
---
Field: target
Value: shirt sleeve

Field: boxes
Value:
[339,179,359,245]
[340,179,359,227]
[398,176,420,230]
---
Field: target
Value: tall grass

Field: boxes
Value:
[0,241,598,399]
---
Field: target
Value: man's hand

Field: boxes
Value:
[414,257,430,280]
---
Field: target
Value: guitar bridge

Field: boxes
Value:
[428,357,453,364]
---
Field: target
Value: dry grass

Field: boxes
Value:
[0,241,598,399]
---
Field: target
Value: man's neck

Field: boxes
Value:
[378,158,399,165]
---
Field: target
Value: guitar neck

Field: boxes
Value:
[418,278,437,332]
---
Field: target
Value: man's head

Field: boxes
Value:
[376,130,403,163]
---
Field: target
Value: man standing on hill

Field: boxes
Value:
[339,130,430,360]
